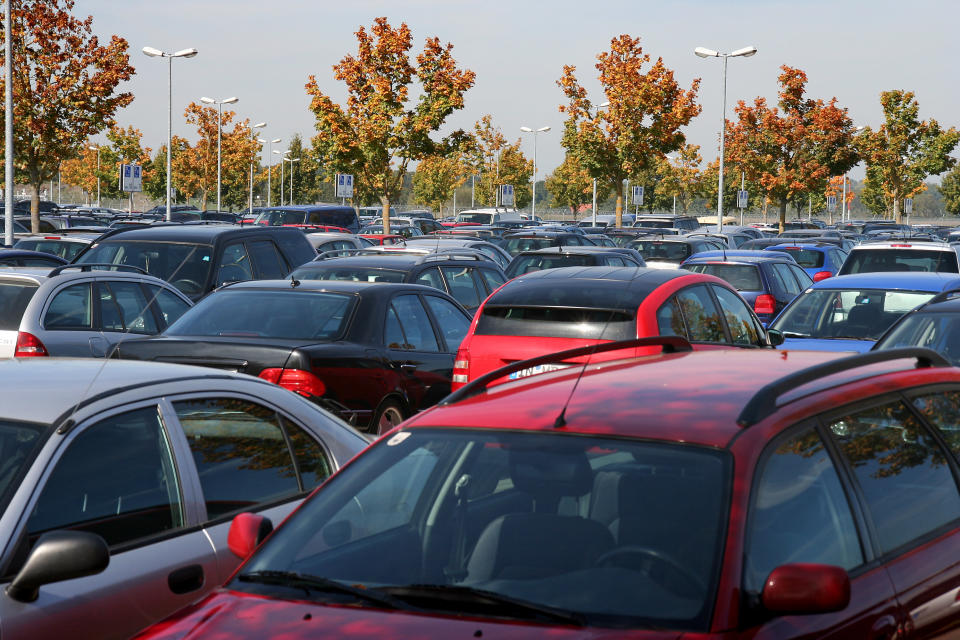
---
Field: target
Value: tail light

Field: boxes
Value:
[813,271,833,282]
[15,331,48,357]
[754,294,777,316]
[452,348,470,390]
[259,368,326,398]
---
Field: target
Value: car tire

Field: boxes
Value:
[371,400,405,436]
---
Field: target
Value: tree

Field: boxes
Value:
[558,34,701,228]
[412,153,467,215]
[306,17,475,233]
[468,115,533,209]
[545,154,602,216]
[855,90,959,223]
[1,0,134,230]
[724,66,859,233]
[654,144,704,214]
[941,165,960,216]
[59,146,99,204]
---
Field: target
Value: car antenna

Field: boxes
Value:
[290,274,300,288]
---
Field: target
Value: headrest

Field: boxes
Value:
[509,447,593,498]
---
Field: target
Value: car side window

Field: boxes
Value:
[826,399,960,555]
[789,264,813,289]
[389,295,439,352]
[440,266,482,310]
[248,240,288,279]
[414,266,444,290]
[772,263,801,296]
[173,398,303,520]
[423,295,470,351]
[27,406,183,547]
[384,305,406,349]
[146,285,192,328]
[910,389,960,463]
[478,269,506,293]
[44,282,93,329]
[676,285,726,342]
[278,415,332,490]
[99,281,159,334]
[217,242,253,286]
[744,426,863,592]
[711,285,763,346]
[656,296,686,337]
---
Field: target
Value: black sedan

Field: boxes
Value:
[114,279,472,434]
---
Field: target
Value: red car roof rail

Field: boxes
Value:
[736,347,950,428]
[440,336,693,406]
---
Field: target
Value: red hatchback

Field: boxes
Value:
[452,266,774,389]
[136,344,960,638]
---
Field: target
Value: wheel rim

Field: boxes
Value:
[377,406,403,435]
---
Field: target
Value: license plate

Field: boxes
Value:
[508,363,570,380]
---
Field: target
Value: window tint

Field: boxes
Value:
[827,400,960,554]
[911,390,960,460]
[712,285,762,346]
[441,266,482,309]
[147,285,192,328]
[685,264,762,291]
[744,427,862,592]
[384,305,406,348]
[478,269,505,293]
[278,415,332,490]
[99,281,158,334]
[772,263,802,296]
[424,295,470,351]
[789,264,813,289]
[173,398,301,519]
[0,281,38,330]
[657,297,686,337]
[414,267,444,290]
[389,295,439,352]
[217,243,253,286]
[44,282,93,329]
[248,240,288,279]
[676,285,725,342]
[28,406,182,546]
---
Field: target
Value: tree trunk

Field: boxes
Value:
[380,195,391,235]
[614,182,623,229]
[778,198,788,235]
[30,184,41,233]
[893,195,901,224]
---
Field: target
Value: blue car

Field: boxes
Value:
[763,242,848,282]
[768,272,960,353]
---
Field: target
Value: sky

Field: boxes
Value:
[75,0,959,181]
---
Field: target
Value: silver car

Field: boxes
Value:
[0,265,193,358]
[0,358,368,639]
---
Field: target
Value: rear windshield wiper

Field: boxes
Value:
[236,570,411,611]
[381,583,586,626]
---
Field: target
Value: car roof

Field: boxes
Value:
[764,243,834,250]
[519,246,622,255]
[406,349,848,447]
[220,278,447,296]
[93,224,281,242]
[684,252,795,264]
[811,272,960,291]
[851,241,953,250]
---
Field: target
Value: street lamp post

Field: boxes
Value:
[142,46,198,222]
[520,126,550,220]
[274,150,290,206]
[284,156,300,205]
[258,137,281,207]
[89,145,101,207]
[200,96,238,212]
[694,45,757,233]
[248,123,266,216]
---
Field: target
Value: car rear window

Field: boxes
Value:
[629,241,691,263]
[476,305,635,340]
[508,254,595,276]
[0,281,39,330]
[502,237,557,255]
[14,239,87,260]
[840,249,960,274]
[768,247,825,268]
[290,266,406,283]
[684,264,762,290]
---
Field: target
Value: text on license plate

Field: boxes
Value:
[508,363,571,380]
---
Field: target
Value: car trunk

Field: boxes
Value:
[112,336,316,377]
[0,280,40,357]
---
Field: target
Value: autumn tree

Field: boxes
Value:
[59,146,100,204]
[307,17,475,233]
[545,154,603,216]
[654,144,704,214]
[1,0,134,230]
[824,175,855,223]
[855,90,958,223]
[558,34,701,228]
[724,66,859,232]
[940,165,960,216]
[469,115,533,209]
[413,153,468,215]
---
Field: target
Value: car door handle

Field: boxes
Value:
[870,614,899,640]
[168,564,204,595]
[400,363,417,372]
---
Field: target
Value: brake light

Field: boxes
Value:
[754,294,777,316]
[258,368,326,397]
[813,270,833,282]
[890,244,912,248]
[15,331,48,357]
[452,348,470,389]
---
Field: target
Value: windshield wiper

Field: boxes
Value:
[381,583,586,626]
[236,570,410,611]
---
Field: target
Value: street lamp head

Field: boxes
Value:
[273,150,283,155]
[142,46,163,57]
[257,138,267,143]
[270,138,281,143]
[694,47,718,58]
[253,122,267,129]
[88,145,99,150]
[172,48,198,58]
[222,97,239,104]
[537,126,551,133]
[599,101,610,108]
[730,46,758,58]
[200,97,215,104]
[519,127,533,132]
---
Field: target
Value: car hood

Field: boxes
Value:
[135,590,686,640]
[777,337,874,353]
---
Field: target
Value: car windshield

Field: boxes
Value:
[0,280,39,330]
[76,241,213,295]
[14,239,88,261]
[633,220,673,229]
[629,241,691,263]
[236,428,730,631]
[840,249,960,274]
[507,254,595,276]
[456,213,494,224]
[770,288,935,340]
[768,247,825,268]
[165,289,355,340]
[874,311,960,364]
[255,210,306,226]
[291,266,406,283]
[502,237,557,256]
[684,264,762,291]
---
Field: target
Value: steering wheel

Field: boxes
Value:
[171,278,202,293]
[595,545,706,595]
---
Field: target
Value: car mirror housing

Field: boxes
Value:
[762,563,850,615]
[6,531,109,603]
[767,328,785,347]
[227,512,274,559]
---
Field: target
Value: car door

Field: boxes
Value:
[36,280,104,357]
[0,402,217,640]
[94,280,161,356]
[384,293,452,411]
[710,284,768,347]
[247,239,290,279]
[672,284,731,350]
[439,265,483,310]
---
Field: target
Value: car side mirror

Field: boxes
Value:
[762,563,850,615]
[6,531,109,603]
[227,512,274,559]
[767,329,785,347]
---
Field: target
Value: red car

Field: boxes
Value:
[452,266,776,390]
[359,233,406,246]
[136,343,960,638]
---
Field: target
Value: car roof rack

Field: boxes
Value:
[420,253,488,264]
[441,336,693,406]
[314,248,371,261]
[736,347,950,428]
[48,263,148,276]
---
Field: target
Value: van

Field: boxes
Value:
[254,205,360,233]
[455,209,525,225]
